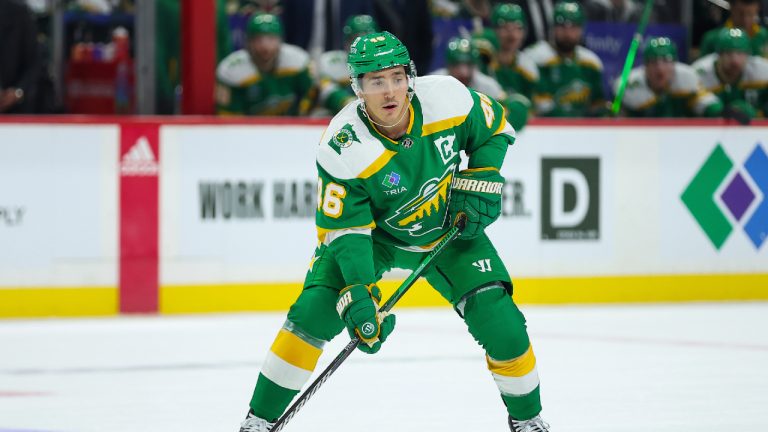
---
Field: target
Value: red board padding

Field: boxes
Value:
[119,123,160,313]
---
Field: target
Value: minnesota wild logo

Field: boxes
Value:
[385,165,455,237]
[328,124,359,155]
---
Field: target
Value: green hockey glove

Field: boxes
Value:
[448,168,505,239]
[336,283,396,354]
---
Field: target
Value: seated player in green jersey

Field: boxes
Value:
[313,14,379,116]
[698,0,768,58]
[694,28,768,122]
[431,36,530,131]
[490,3,539,116]
[524,1,608,117]
[616,37,723,118]
[238,31,550,432]
[215,13,315,116]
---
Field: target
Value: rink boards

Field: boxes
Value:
[0,118,766,316]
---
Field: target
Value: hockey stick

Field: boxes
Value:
[611,0,655,115]
[271,216,467,431]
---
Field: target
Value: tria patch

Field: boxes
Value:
[401,137,413,149]
[328,124,359,154]
[382,171,401,188]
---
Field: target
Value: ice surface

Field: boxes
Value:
[1,303,767,431]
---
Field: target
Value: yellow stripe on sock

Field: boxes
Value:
[487,345,536,377]
[270,329,323,371]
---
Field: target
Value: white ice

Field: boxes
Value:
[1,303,767,432]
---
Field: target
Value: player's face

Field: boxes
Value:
[645,59,675,92]
[248,34,281,66]
[719,51,749,76]
[553,24,582,52]
[448,63,474,87]
[359,66,409,123]
[496,22,525,52]
[730,2,759,29]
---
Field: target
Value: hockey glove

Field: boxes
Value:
[336,283,396,354]
[448,168,505,239]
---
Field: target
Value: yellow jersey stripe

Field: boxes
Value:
[316,222,376,243]
[270,329,323,371]
[358,150,397,179]
[487,344,537,377]
[422,114,467,136]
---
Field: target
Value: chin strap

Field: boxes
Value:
[361,97,412,129]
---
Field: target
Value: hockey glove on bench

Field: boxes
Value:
[448,168,505,239]
[336,283,396,354]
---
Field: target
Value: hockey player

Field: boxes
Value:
[616,37,724,118]
[313,14,379,116]
[215,13,314,116]
[432,37,530,130]
[693,28,768,121]
[490,3,539,109]
[238,31,550,432]
[524,1,607,117]
[698,0,768,58]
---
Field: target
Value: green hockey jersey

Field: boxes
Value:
[617,62,723,117]
[314,50,356,115]
[315,75,515,255]
[215,44,314,116]
[493,51,539,103]
[693,53,768,117]
[524,41,606,117]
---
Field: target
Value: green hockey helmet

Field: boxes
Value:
[445,37,480,66]
[491,3,527,28]
[553,1,585,26]
[643,37,678,62]
[347,31,416,96]
[343,15,379,41]
[716,28,752,54]
[246,13,283,37]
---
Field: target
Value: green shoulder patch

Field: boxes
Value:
[328,124,360,154]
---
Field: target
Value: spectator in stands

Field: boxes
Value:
[524,1,607,117]
[0,0,40,114]
[313,14,379,116]
[699,0,768,58]
[615,37,723,118]
[431,37,530,130]
[215,13,315,116]
[694,28,768,122]
[489,4,538,116]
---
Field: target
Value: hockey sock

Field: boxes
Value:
[461,287,542,419]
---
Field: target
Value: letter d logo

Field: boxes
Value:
[541,158,600,240]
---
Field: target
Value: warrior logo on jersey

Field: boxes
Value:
[328,124,359,154]
[384,164,455,237]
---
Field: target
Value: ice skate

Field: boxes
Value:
[239,410,274,432]
[509,414,550,432]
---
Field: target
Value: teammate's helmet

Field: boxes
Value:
[445,37,480,66]
[343,15,379,41]
[491,3,527,28]
[553,1,585,26]
[643,37,678,62]
[716,28,751,54]
[246,13,283,37]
